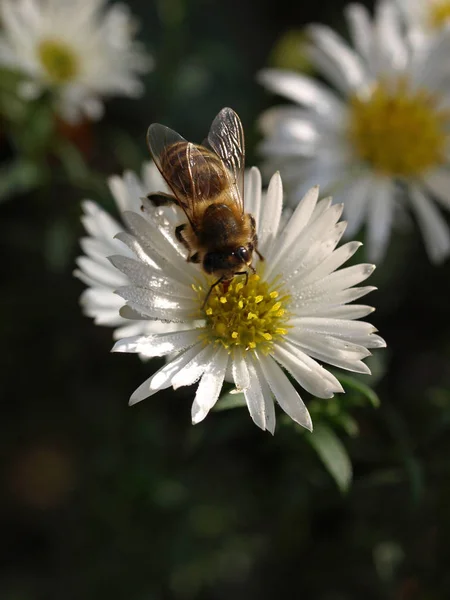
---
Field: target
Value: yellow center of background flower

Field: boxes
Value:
[430,1,450,29]
[349,80,447,177]
[38,39,78,84]
[195,274,290,354]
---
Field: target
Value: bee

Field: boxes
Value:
[146,107,263,303]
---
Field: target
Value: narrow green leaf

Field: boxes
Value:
[337,373,381,408]
[307,424,353,493]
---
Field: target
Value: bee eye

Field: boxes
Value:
[236,246,250,263]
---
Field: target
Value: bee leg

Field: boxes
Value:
[235,271,250,286]
[202,276,226,309]
[250,222,264,262]
[146,191,177,206]
[175,224,191,252]
[188,252,200,264]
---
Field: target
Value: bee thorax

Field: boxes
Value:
[199,203,242,247]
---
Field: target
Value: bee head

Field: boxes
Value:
[203,245,253,278]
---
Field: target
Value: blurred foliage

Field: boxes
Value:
[2,1,450,600]
[268,29,314,73]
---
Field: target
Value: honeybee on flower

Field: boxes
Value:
[107,109,385,433]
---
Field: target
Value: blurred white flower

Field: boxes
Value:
[0,0,151,123]
[74,162,187,341]
[396,0,450,40]
[258,0,450,263]
[111,168,385,433]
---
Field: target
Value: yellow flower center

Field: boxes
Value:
[194,274,290,354]
[430,1,450,29]
[38,39,78,84]
[348,80,447,177]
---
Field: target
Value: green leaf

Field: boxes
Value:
[44,219,75,272]
[307,424,353,493]
[213,392,247,412]
[334,413,359,437]
[337,373,381,408]
[0,160,46,202]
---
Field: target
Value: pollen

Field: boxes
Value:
[38,39,78,84]
[429,1,450,29]
[348,79,448,177]
[199,274,291,354]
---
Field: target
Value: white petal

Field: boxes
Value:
[273,343,342,398]
[345,3,373,65]
[409,184,450,263]
[286,333,372,374]
[290,264,375,309]
[122,211,193,283]
[307,24,369,93]
[80,236,118,263]
[76,256,126,288]
[366,177,395,263]
[423,168,450,211]
[259,106,325,141]
[242,355,273,432]
[113,321,149,340]
[310,197,333,221]
[251,357,277,434]
[341,174,373,238]
[257,353,313,431]
[231,348,250,391]
[108,255,193,298]
[244,167,262,230]
[129,343,203,404]
[108,174,134,214]
[112,329,202,357]
[171,344,217,389]
[80,288,125,325]
[191,348,229,424]
[286,225,353,287]
[291,317,379,339]
[269,197,343,280]
[114,231,160,269]
[80,200,122,242]
[268,185,319,270]
[292,285,377,315]
[298,241,363,286]
[258,171,283,255]
[298,303,375,320]
[115,285,198,322]
[373,0,408,73]
[257,69,345,119]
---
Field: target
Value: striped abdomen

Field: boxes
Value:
[160,141,229,201]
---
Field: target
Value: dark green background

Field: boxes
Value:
[2,1,450,598]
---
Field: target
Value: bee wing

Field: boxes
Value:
[147,123,189,207]
[147,123,216,226]
[203,107,245,213]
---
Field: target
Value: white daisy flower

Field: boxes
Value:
[111,168,385,433]
[258,0,450,263]
[396,0,450,40]
[74,162,186,341]
[0,0,151,123]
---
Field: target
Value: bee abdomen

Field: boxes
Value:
[161,142,228,201]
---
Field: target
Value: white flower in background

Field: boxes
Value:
[396,0,450,40]
[111,168,385,433]
[0,0,151,123]
[74,162,186,341]
[258,0,450,263]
